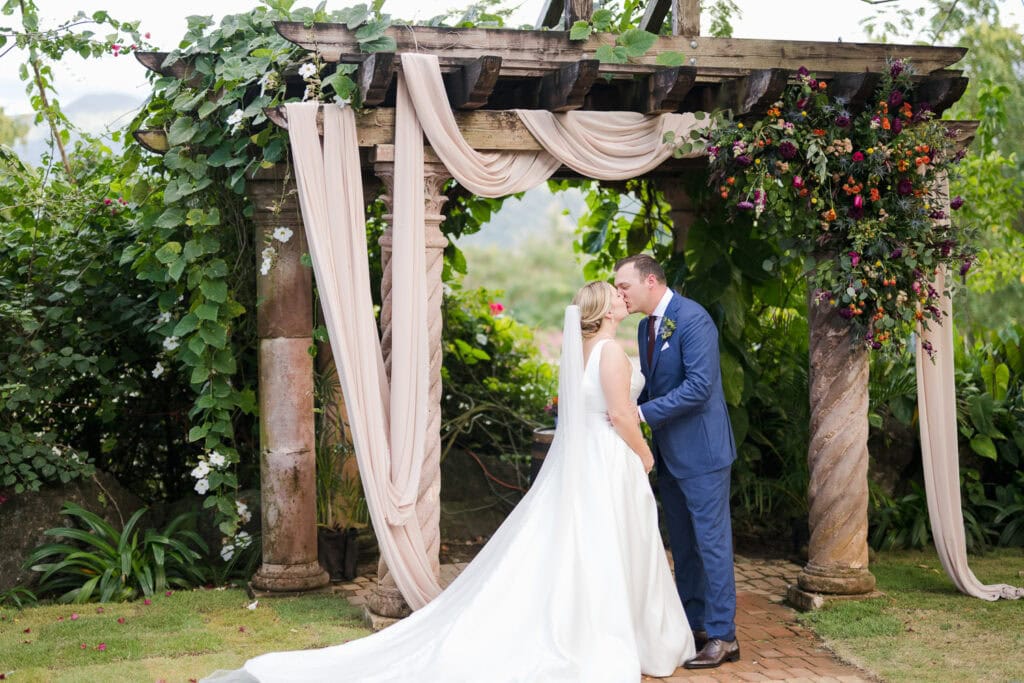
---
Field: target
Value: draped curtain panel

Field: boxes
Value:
[916,267,1023,600]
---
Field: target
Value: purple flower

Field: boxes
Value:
[848,205,865,219]
[778,141,798,159]
[737,201,755,211]
[890,60,904,77]
[929,210,946,220]
[872,341,883,350]
[853,194,864,209]
[835,114,851,128]
[897,178,914,196]
[913,102,932,122]
[890,248,903,259]
[950,196,964,210]
[960,259,973,277]
[797,66,810,77]
[849,251,861,267]
[852,151,865,162]
[891,117,903,134]
[796,98,809,110]
[735,154,753,167]
[888,90,904,107]
[838,308,855,319]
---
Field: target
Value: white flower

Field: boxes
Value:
[235,530,253,549]
[152,362,164,379]
[246,599,259,610]
[191,460,211,479]
[302,84,316,102]
[156,311,172,325]
[162,336,180,351]
[208,450,227,468]
[475,333,488,346]
[194,477,210,495]
[226,109,245,127]
[220,543,235,562]
[52,445,62,457]
[260,258,272,276]
[272,226,293,243]
[236,500,252,524]
[260,246,276,276]
[258,71,279,97]
[298,62,317,80]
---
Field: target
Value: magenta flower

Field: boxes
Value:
[950,196,964,210]
[735,154,753,167]
[97,643,107,652]
[890,248,903,258]
[852,151,865,162]
[888,90,904,107]
[488,301,505,316]
[835,114,851,128]
[797,66,810,77]
[853,195,864,209]
[960,259,973,277]
[736,201,755,211]
[849,251,861,267]
[792,175,804,189]
[890,60,904,77]
[891,118,903,134]
[796,98,809,110]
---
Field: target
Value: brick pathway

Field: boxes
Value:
[331,554,875,683]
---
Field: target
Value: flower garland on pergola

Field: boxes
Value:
[706,59,975,357]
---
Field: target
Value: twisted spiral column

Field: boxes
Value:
[796,295,877,595]
[367,158,450,618]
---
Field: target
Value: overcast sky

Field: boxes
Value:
[2,0,1022,119]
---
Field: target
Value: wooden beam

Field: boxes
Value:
[913,76,970,116]
[673,0,700,36]
[357,52,395,107]
[640,0,672,34]
[539,59,600,111]
[828,72,882,111]
[135,51,204,88]
[536,0,565,29]
[273,24,966,78]
[565,0,593,27]
[717,68,789,116]
[645,66,697,114]
[442,56,502,110]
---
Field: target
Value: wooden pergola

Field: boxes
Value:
[136,0,975,617]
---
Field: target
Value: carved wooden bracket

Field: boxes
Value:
[644,66,698,114]
[914,75,969,116]
[828,72,882,111]
[443,55,503,110]
[539,59,600,112]
[717,68,789,116]
[357,52,396,107]
[135,51,204,88]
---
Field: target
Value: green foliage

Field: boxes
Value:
[0,106,29,146]
[26,502,208,603]
[440,285,557,464]
[0,140,196,496]
[0,584,38,608]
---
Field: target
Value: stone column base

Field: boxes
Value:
[251,561,329,592]
[797,562,876,595]
[787,584,885,611]
[365,579,411,620]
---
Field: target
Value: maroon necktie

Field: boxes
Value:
[646,315,658,366]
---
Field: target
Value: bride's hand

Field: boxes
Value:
[640,451,654,474]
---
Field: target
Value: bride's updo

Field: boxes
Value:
[572,281,615,338]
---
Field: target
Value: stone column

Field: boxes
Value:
[366,150,450,619]
[248,164,329,592]
[788,291,876,609]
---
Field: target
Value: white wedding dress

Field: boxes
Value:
[206,309,693,682]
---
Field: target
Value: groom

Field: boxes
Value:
[614,254,739,670]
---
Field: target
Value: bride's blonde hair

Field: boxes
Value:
[572,281,615,338]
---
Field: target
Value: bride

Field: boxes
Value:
[205,281,694,682]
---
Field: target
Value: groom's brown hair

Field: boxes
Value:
[614,254,666,284]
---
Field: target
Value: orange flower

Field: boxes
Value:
[869,188,881,202]
[897,159,910,172]
[813,128,827,136]
[726,176,735,185]
[823,208,837,222]
[882,117,891,131]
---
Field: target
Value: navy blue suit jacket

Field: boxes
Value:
[638,293,737,480]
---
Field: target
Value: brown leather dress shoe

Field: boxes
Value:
[692,629,708,651]
[683,638,740,669]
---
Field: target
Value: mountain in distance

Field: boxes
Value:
[11,92,145,166]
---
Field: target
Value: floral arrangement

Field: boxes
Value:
[705,59,975,356]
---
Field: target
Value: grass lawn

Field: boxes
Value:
[0,587,370,682]
[800,547,1024,683]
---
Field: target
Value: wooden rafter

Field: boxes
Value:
[536,0,565,29]
[644,66,698,114]
[828,72,882,111]
[134,51,205,88]
[539,59,600,111]
[639,0,672,34]
[357,52,395,107]
[442,55,502,110]
[273,23,965,78]
[717,68,789,116]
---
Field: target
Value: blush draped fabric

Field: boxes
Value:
[281,54,710,609]
[916,267,1023,601]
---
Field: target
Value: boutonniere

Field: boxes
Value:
[660,318,676,341]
